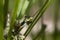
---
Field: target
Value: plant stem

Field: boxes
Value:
[17,0,26,19]
[24,0,52,39]
[0,0,4,40]
[25,0,33,16]
[7,0,20,40]
[4,0,9,29]
[37,0,45,40]
[53,0,60,40]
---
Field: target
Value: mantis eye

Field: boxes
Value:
[25,16,33,25]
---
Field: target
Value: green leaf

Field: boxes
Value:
[25,0,35,16]
[17,0,36,19]
[17,0,26,19]
[21,0,29,16]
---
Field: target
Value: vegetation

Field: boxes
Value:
[0,0,60,40]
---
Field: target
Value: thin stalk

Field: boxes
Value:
[37,0,45,40]
[39,24,46,40]
[20,0,29,16]
[4,0,9,29]
[53,0,59,40]
[31,0,45,40]
[24,0,34,16]
[24,0,52,39]
[17,0,26,19]
[40,0,46,40]
[39,17,45,40]
[41,31,45,40]
[0,0,4,40]
[7,0,21,40]
[17,0,35,19]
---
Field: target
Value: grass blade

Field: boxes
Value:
[0,0,4,40]
[7,0,21,40]
[17,0,29,19]
[17,0,25,19]
[25,0,36,16]
[24,0,35,16]
[4,0,9,28]
[53,0,60,40]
